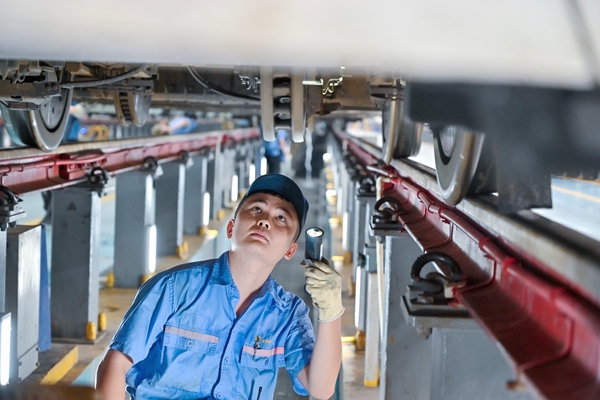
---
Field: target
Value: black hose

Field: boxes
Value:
[186,66,260,102]
[62,64,151,88]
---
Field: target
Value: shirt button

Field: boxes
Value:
[216,393,222,399]
[186,340,193,347]
[224,357,229,364]
[265,359,269,365]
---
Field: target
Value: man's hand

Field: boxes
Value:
[302,258,344,322]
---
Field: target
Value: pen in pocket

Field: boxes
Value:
[256,386,262,400]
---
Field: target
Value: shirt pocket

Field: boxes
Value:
[151,325,219,394]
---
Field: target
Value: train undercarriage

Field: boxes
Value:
[1,61,598,213]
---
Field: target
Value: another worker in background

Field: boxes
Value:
[263,129,288,174]
[63,101,88,143]
[96,174,343,400]
[152,111,198,135]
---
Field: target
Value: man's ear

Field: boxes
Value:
[283,242,298,260]
[226,219,235,239]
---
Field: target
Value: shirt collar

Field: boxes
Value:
[211,252,286,309]
[210,252,234,286]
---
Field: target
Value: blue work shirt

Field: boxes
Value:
[169,116,198,134]
[110,251,315,399]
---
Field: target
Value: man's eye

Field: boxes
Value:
[252,206,261,212]
[277,215,286,221]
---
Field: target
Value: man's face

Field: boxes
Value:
[227,193,299,264]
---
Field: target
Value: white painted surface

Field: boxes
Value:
[0,0,597,88]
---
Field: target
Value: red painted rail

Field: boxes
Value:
[336,129,600,399]
[0,129,259,195]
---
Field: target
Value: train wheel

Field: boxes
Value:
[433,125,496,205]
[114,91,152,127]
[381,99,423,163]
[0,87,73,151]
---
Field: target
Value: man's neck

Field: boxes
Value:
[228,250,275,315]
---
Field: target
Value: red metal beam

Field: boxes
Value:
[0,129,259,195]
[337,130,600,399]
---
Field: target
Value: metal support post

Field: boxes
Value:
[243,141,252,188]
[380,234,431,400]
[155,161,186,257]
[114,166,157,288]
[364,271,380,387]
[341,178,355,254]
[236,161,245,196]
[253,139,263,178]
[429,328,531,400]
[354,182,377,331]
[0,229,6,313]
[213,141,224,217]
[206,145,223,220]
[51,176,108,340]
[222,146,236,208]
[205,152,217,222]
[183,154,207,236]
[6,225,41,382]
[397,247,531,399]
[0,186,26,385]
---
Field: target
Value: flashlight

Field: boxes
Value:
[304,227,324,261]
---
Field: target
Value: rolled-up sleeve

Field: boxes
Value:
[110,273,174,364]
[284,302,315,395]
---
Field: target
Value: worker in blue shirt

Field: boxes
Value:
[154,112,199,135]
[96,174,343,400]
[263,129,288,174]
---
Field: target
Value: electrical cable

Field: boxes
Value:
[62,64,151,88]
[186,66,259,102]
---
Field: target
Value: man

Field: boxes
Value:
[263,129,288,174]
[153,112,198,135]
[96,174,343,399]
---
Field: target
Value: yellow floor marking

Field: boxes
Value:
[22,217,43,226]
[40,346,79,384]
[364,379,379,387]
[552,186,600,204]
[102,192,116,202]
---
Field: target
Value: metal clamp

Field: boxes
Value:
[369,196,404,242]
[87,167,110,186]
[141,156,163,178]
[0,186,26,230]
[372,196,403,224]
[400,252,471,337]
[357,175,376,195]
[178,151,194,168]
[410,252,465,299]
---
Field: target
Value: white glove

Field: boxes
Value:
[302,258,345,322]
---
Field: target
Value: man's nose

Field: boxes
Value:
[258,219,270,229]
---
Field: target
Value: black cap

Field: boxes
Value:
[242,174,309,233]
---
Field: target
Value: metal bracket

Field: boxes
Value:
[178,151,193,168]
[141,156,164,178]
[0,80,61,107]
[74,167,114,196]
[0,186,26,230]
[400,252,471,337]
[369,195,404,242]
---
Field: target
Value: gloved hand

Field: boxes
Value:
[301,258,344,322]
